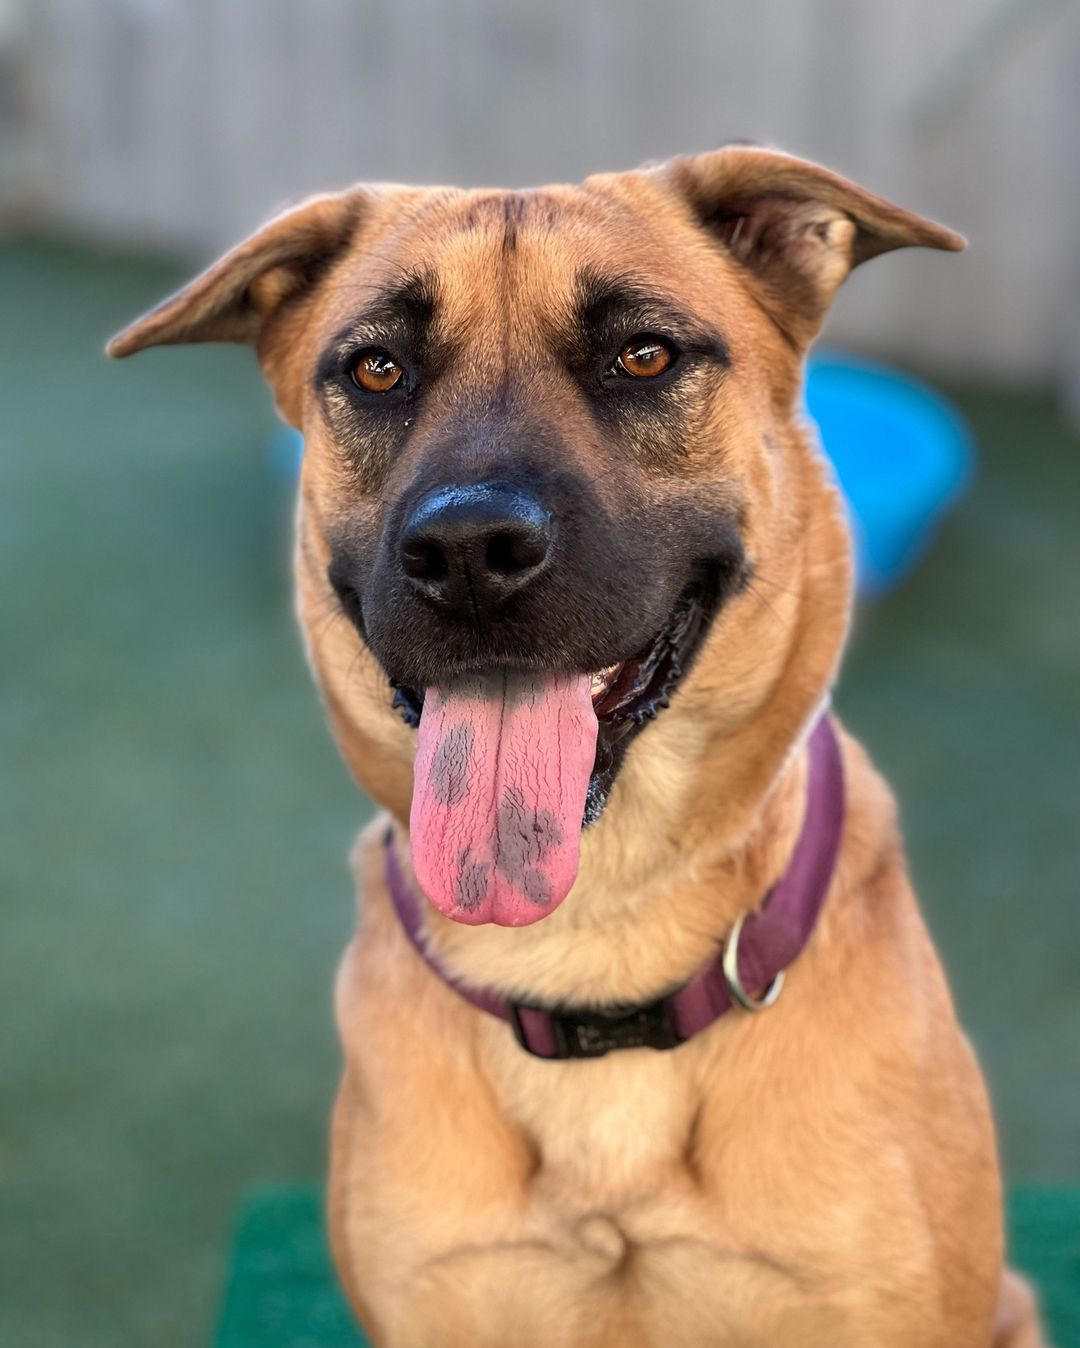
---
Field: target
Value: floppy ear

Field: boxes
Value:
[658,146,965,345]
[106,189,371,358]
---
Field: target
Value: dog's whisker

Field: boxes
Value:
[577,462,624,493]
[311,607,347,647]
[745,580,790,630]
[746,572,804,603]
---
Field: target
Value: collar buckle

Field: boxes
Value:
[509,997,685,1060]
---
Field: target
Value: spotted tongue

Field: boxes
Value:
[410,671,599,926]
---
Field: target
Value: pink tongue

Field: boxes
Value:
[410,671,599,926]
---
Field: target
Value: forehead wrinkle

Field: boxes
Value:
[373,187,636,355]
[455,188,560,237]
[415,223,539,391]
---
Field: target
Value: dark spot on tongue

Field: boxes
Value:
[454,848,491,911]
[494,785,563,905]
[428,722,474,806]
[520,869,551,907]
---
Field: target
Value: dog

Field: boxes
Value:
[110,147,1045,1347]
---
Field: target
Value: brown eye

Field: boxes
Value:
[614,337,675,379]
[350,348,404,393]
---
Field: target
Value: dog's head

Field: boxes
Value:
[111,148,961,925]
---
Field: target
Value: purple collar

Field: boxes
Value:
[385,713,844,1060]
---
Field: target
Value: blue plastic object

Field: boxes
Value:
[804,351,974,595]
[267,352,975,598]
[267,424,305,482]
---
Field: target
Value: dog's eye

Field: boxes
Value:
[612,337,675,379]
[350,348,404,394]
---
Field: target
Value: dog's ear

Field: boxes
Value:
[106,189,371,359]
[657,146,964,345]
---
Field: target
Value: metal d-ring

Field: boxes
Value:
[722,915,786,1012]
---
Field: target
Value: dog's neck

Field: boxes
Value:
[394,710,816,1011]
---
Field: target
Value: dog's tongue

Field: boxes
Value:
[410,671,598,926]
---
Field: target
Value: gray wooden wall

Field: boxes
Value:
[9,0,1080,387]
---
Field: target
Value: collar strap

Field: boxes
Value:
[385,713,844,1060]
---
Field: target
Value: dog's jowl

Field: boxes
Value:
[111,148,1044,1347]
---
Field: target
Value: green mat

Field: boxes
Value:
[215,1186,1079,1347]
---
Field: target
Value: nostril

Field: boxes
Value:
[402,538,449,583]
[486,528,547,576]
[399,482,553,612]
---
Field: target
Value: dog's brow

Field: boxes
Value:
[573,270,729,362]
[317,271,439,377]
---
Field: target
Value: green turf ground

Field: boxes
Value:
[2,239,1077,1348]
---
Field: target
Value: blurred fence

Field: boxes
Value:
[5,0,1080,395]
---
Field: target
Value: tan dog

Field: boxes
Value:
[111,148,1044,1347]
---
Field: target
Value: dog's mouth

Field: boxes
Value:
[391,579,718,927]
[581,580,716,817]
[394,583,709,728]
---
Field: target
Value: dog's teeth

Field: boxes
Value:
[590,663,622,699]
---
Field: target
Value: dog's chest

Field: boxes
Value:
[495,1042,700,1203]
[363,1040,885,1348]
[336,936,948,1347]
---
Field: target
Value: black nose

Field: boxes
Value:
[400,482,553,617]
